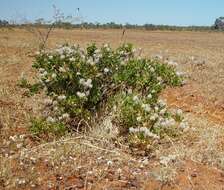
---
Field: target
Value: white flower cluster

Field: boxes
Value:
[155,117,176,128]
[58,95,66,101]
[166,60,178,67]
[44,98,53,106]
[104,68,110,74]
[44,94,71,123]
[141,103,151,112]
[179,121,189,132]
[128,96,188,139]
[76,91,86,98]
[79,78,93,89]
[56,46,74,55]
[160,155,177,166]
[38,69,48,78]
[129,127,159,139]
[133,95,140,104]
[93,49,102,62]
[87,57,95,66]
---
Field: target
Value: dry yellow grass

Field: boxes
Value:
[0,28,224,189]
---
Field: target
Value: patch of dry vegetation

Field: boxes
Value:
[0,28,224,189]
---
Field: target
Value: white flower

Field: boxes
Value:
[85,79,93,88]
[73,44,78,48]
[159,108,166,115]
[104,68,109,73]
[44,99,53,105]
[36,51,40,55]
[85,90,90,96]
[158,99,166,107]
[150,113,158,121]
[40,71,48,78]
[60,55,65,59]
[176,71,184,76]
[137,56,141,60]
[80,78,93,89]
[53,101,58,106]
[81,54,86,60]
[157,77,162,82]
[79,78,85,85]
[58,95,66,101]
[150,67,155,72]
[9,135,17,142]
[139,127,147,133]
[94,49,101,54]
[127,89,132,94]
[120,50,124,55]
[142,104,151,112]
[129,127,137,133]
[16,143,23,149]
[117,168,122,174]
[49,55,53,59]
[161,118,175,127]
[176,109,183,116]
[39,68,45,73]
[121,61,126,65]
[168,118,176,126]
[134,127,160,139]
[62,113,70,119]
[95,58,100,63]
[137,116,142,122]
[52,73,57,79]
[59,67,66,73]
[53,106,58,111]
[87,58,95,66]
[147,94,152,99]
[160,155,176,166]
[167,60,178,67]
[77,92,86,98]
[18,179,26,185]
[179,121,189,131]
[154,106,159,112]
[104,44,109,48]
[133,96,140,103]
[69,57,76,62]
[46,116,55,123]
[144,130,159,139]
[107,160,113,166]
[155,54,163,60]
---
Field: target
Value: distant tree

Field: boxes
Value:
[35,18,45,25]
[0,19,9,26]
[214,17,224,30]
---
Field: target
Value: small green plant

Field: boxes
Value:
[26,43,187,141]
[18,77,42,96]
[30,118,67,137]
[18,77,30,88]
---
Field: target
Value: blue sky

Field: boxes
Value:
[0,0,223,26]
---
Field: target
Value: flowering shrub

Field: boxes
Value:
[31,43,187,140]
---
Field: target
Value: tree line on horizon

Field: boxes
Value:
[0,17,224,31]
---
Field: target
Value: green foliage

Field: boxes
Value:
[29,43,187,142]
[30,118,67,137]
[18,77,42,96]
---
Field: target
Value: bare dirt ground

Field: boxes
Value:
[0,28,224,189]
